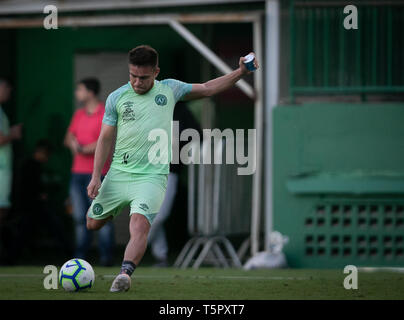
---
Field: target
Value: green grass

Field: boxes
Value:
[0,266,403,300]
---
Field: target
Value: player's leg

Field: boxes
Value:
[109,213,150,292]
[86,215,112,231]
[125,213,151,265]
[110,174,168,292]
[86,167,128,231]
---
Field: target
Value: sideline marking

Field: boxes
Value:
[0,273,308,280]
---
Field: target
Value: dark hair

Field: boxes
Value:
[128,45,158,68]
[78,78,100,96]
[35,139,53,154]
[0,77,12,87]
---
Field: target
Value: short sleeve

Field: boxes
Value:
[103,92,119,126]
[161,79,192,103]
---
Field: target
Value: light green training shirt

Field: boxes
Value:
[0,105,12,173]
[103,79,192,175]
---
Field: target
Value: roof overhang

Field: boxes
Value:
[0,0,264,15]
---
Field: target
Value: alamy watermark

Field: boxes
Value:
[43,4,358,31]
[43,5,58,30]
[343,5,358,30]
[43,265,58,289]
[343,265,358,290]
[148,121,256,176]
[44,264,360,290]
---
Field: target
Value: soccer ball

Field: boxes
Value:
[59,258,95,292]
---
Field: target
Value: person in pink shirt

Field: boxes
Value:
[64,78,114,266]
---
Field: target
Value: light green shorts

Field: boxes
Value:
[88,167,168,225]
[0,169,11,208]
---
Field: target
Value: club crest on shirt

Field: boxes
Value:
[155,94,167,106]
[122,101,136,123]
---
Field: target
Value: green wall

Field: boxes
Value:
[273,103,404,268]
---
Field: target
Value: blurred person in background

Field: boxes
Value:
[0,78,22,262]
[147,101,201,267]
[64,78,114,266]
[5,139,73,264]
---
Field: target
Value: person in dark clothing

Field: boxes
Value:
[6,139,72,263]
[147,101,202,266]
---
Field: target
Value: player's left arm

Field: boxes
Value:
[184,53,258,101]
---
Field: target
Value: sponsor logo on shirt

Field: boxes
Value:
[122,101,136,123]
[122,152,129,165]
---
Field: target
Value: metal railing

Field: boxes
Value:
[174,139,252,269]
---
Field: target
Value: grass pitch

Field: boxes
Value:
[0,266,403,300]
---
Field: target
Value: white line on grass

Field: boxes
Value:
[358,267,404,273]
[0,274,308,280]
[0,274,43,277]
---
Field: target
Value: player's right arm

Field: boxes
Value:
[87,123,116,199]
[87,89,119,199]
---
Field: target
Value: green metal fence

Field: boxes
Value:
[290,1,404,102]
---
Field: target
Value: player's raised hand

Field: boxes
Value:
[239,52,259,75]
[87,177,101,199]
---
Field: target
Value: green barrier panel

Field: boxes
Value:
[273,103,404,268]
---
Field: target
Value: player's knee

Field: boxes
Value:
[129,214,150,237]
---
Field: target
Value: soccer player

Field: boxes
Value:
[86,45,259,292]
